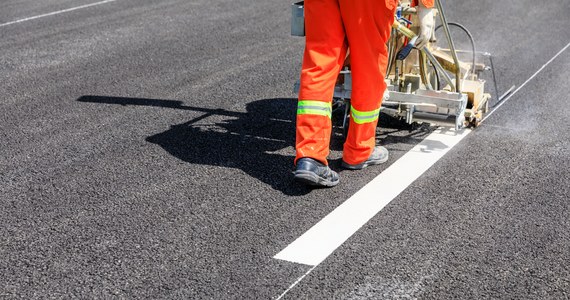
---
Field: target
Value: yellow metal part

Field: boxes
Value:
[392,21,415,39]
[461,79,490,127]
[462,79,484,107]
[431,49,470,77]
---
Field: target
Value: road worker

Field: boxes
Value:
[293,0,435,187]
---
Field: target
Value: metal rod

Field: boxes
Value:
[437,48,491,55]
[386,28,398,79]
[489,54,500,102]
[435,0,461,93]
[395,65,400,91]
[499,85,516,101]
[419,51,434,90]
[490,85,516,108]
[342,99,350,129]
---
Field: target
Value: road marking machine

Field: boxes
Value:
[291,0,510,132]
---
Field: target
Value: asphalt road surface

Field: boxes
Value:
[1,0,569,299]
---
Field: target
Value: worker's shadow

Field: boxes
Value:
[77,96,311,196]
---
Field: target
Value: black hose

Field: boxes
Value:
[420,50,440,90]
[433,59,440,89]
[434,22,476,76]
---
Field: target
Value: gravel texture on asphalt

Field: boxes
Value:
[1,0,568,299]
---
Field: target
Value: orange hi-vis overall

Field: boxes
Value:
[295,0,433,166]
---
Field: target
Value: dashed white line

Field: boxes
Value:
[0,0,118,28]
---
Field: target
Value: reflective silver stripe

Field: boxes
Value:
[350,106,380,124]
[297,100,332,118]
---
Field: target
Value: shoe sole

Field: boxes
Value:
[293,170,339,187]
[342,154,389,170]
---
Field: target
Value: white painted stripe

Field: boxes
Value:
[0,0,118,28]
[482,41,570,122]
[274,127,471,266]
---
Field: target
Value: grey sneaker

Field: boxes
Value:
[294,158,339,187]
[342,146,389,170]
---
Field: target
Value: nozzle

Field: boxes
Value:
[396,36,418,60]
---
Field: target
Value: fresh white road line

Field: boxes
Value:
[274,127,472,266]
[482,41,570,122]
[0,0,118,28]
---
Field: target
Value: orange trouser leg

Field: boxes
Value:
[340,0,396,165]
[295,0,347,166]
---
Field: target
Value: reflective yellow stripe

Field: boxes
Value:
[297,100,332,118]
[350,106,380,124]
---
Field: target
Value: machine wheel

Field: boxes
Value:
[468,114,482,128]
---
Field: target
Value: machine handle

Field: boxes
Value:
[396,37,418,60]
